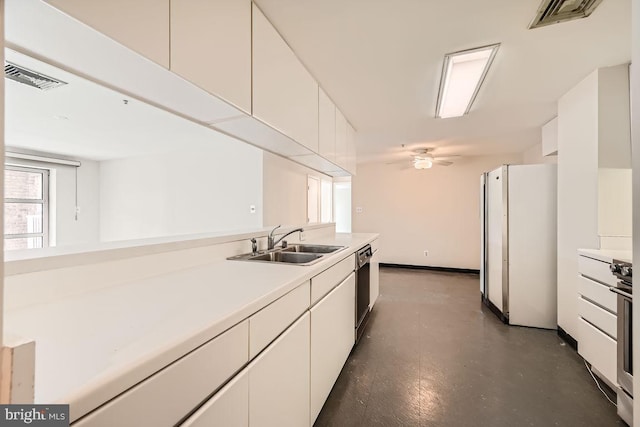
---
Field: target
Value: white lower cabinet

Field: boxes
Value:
[71,246,379,426]
[310,273,355,424]
[181,370,249,427]
[249,312,311,427]
[576,254,618,386]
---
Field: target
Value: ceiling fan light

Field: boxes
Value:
[414,158,433,169]
[435,44,500,119]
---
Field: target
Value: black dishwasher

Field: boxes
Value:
[355,244,373,344]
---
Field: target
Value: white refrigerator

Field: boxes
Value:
[480,164,557,329]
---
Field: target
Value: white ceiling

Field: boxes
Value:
[254,0,632,163]
[5,50,239,161]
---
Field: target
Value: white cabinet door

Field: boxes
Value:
[249,312,310,427]
[370,249,380,308]
[170,0,252,114]
[319,88,337,163]
[252,4,319,152]
[346,122,357,175]
[46,0,170,68]
[181,369,248,427]
[310,273,355,424]
[335,108,348,169]
[249,281,310,359]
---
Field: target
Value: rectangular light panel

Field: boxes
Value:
[436,44,500,119]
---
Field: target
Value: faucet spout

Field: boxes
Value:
[267,225,304,250]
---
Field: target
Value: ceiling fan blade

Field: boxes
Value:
[385,160,408,165]
[433,159,453,166]
[410,148,433,156]
[433,155,461,160]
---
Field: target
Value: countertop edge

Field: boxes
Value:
[578,248,632,264]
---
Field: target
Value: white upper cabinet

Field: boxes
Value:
[335,108,348,169]
[170,0,252,114]
[45,0,170,68]
[318,88,337,164]
[346,122,357,175]
[252,4,319,152]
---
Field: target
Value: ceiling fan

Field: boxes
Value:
[388,148,459,170]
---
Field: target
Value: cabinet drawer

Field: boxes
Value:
[311,255,355,305]
[578,255,617,287]
[73,321,249,427]
[578,296,617,338]
[249,281,310,359]
[181,368,248,427]
[578,275,617,313]
[578,318,617,385]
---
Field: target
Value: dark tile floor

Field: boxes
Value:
[314,267,625,427]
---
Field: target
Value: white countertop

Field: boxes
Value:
[578,248,632,264]
[4,232,378,421]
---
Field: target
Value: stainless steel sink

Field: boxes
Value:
[227,243,344,265]
[250,251,323,264]
[282,244,345,254]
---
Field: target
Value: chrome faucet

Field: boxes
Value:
[267,225,304,250]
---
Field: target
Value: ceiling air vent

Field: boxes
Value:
[4,62,67,91]
[528,0,604,29]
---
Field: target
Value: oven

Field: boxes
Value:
[610,260,633,425]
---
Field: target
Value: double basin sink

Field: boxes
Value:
[228,244,345,266]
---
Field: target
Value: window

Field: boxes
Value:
[320,179,333,223]
[308,176,334,224]
[4,165,49,250]
[307,176,319,223]
[334,181,351,233]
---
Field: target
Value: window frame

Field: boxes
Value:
[4,164,50,249]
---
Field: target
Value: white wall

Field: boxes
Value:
[351,154,522,269]
[52,160,100,247]
[598,168,632,238]
[262,152,332,227]
[522,143,558,165]
[100,141,263,242]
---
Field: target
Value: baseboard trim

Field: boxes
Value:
[380,263,480,275]
[557,326,578,351]
[481,295,508,324]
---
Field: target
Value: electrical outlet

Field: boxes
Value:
[299,231,306,241]
[424,250,429,256]
[249,205,256,214]
[356,207,363,213]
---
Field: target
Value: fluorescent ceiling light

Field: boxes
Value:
[435,44,500,119]
[414,157,433,169]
